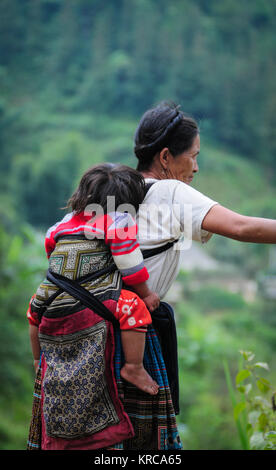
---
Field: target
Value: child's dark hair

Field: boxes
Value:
[66,163,146,214]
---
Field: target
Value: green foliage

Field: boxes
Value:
[175,277,276,450]
[0,221,46,394]
[0,219,47,448]
[189,286,246,312]
[224,351,276,450]
[1,0,276,273]
[1,0,276,170]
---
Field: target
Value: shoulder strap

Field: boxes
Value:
[42,238,178,325]
[144,181,155,195]
[142,180,178,259]
[46,269,120,327]
[142,241,177,259]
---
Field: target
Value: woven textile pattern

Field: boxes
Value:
[39,322,119,439]
[27,365,42,450]
[27,325,182,450]
[110,326,182,450]
[31,238,122,318]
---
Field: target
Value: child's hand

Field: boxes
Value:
[143,292,160,312]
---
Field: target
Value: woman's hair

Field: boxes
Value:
[66,163,146,214]
[134,101,199,171]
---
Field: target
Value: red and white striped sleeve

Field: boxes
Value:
[44,212,76,258]
[104,212,149,286]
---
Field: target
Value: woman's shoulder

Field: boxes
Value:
[144,178,217,206]
[145,178,182,193]
[145,178,197,199]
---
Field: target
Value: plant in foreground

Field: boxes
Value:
[224,351,276,450]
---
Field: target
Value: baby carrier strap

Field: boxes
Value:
[41,237,178,320]
[46,269,120,328]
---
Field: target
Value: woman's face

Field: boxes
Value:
[165,134,200,185]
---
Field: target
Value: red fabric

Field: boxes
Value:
[114,289,152,330]
[111,242,140,256]
[43,211,149,286]
[39,303,134,450]
[45,212,91,258]
[27,295,39,326]
[122,266,149,286]
[45,212,138,258]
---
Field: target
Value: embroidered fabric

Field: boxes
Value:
[39,322,119,439]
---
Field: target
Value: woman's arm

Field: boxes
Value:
[202,204,276,243]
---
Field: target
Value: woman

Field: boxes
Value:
[118,100,276,450]
[134,101,276,299]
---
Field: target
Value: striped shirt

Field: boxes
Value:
[45,210,149,285]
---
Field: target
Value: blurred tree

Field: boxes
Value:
[1,0,276,227]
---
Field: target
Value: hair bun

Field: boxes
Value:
[134,143,156,161]
[135,111,182,162]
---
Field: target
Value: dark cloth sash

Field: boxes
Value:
[151,302,179,415]
[40,240,178,318]
[46,269,120,328]
[44,240,177,323]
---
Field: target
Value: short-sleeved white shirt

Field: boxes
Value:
[136,178,218,298]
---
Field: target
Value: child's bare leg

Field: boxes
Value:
[120,330,159,395]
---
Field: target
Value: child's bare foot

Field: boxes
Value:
[120,363,159,395]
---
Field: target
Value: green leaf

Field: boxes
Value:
[239,350,255,362]
[258,413,269,431]
[257,378,271,394]
[246,423,253,438]
[248,410,261,426]
[254,362,269,371]
[223,360,250,450]
[253,396,271,407]
[234,402,246,421]
[237,383,252,395]
[250,432,266,450]
[236,369,251,385]
[265,433,276,450]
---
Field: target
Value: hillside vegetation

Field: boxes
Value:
[0,0,275,450]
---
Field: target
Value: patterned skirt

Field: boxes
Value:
[109,326,182,450]
[27,324,182,450]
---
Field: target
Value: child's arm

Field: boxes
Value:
[105,212,160,312]
[29,324,40,372]
[130,281,160,312]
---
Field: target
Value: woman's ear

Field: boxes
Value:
[159,147,170,169]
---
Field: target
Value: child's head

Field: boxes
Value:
[67,163,146,214]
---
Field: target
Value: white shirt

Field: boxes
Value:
[136,178,218,298]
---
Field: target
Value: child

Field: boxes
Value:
[27,164,160,395]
